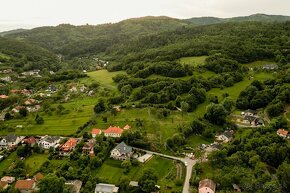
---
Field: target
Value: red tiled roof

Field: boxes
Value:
[104,126,123,134]
[91,129,102,135]
[23,137,37,144]
[62,138,78,151]
[277,129,288,136]
[15,180,35,190]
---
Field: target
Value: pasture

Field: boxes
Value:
[178,56,208,67]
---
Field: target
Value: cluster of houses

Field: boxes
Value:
[241,109,264,126]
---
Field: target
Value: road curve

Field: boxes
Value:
[132,147,196,193]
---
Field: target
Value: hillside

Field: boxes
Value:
[185,13,290,25]
[6,16,189,58]
[0,37,60,70]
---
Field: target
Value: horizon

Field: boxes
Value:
[1,12,290,33]
[1,0,290,32]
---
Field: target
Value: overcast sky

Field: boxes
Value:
[0,0,290,32]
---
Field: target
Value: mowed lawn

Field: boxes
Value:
[178,56,208,67]
[82,70,126,89]
[24,154,49,176]
[186,135,213,148]
[97,156,181,192]
[2,96,98,136]
[0,151,18,176]
[244,60,276,68]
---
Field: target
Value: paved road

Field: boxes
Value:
[133,147,196,193]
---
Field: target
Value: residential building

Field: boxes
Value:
[46,85,57,92]
[94,183,119,193]
[15,179,36,193]
[277,129,289,138]
[91,129,102,138]
[215,130,234,143]
[22,136,38,146]
[104,126,123,138]
[262,64,278,70]
[82,139,95,156]
[242,109,257,116]
[1,176,15,184]
[0,95,9,99]
[199,179,216,193]
[61,138,78,152]
[1,134,22,148]
[38,136,60,149]
[110,142,133,160]
[65,180,82,193]
[123,124,131,130]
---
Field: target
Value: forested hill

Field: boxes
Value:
[185,13,290,25]
[0,37,60,71]
[6,16,189,58]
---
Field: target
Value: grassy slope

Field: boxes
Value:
[24,154,49,176]
[0,151,18,176]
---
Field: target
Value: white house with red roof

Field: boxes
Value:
[91,129,102,138]
[104,126,123,138]
[277,129,289,139]
[61,138,78,152]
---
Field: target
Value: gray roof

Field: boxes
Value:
[41,136,60,143]
[114,142,132,154]
[244,109,257,114]
[244,115,256,122]
[4,134,18,143]
[65,180,82,193]
[94,183,117,193]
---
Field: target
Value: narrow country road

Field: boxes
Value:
[133,147,196,193]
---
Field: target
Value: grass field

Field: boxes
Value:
[178,56,208,67]
[186,135,213,148]
[97,156,182,192]
[24,154,49,176]
[2,96,98,136]
[0,151,18,176]
[82,70,126,89]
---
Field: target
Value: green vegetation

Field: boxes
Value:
[0,151,18,176]
[178,56,207,67]
[24,154,49,175]
[97,156,182,193]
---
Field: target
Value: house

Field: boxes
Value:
[262,64,278,70]
[79,86,87,93]
[1,176,15,184]
[104,126,123,138]
[38,136,60,149]
[113,106,121,112]
[22,136,38,146]
[232,184,241,192]
[12,106,26,113]
[33,173,44,182]
[94,183,119,193]
[88,90,95,97]
[0,138,8,149]
[1,134,22,148]
[277,129,289,138]
[215,130,234,143]
[24,99,38,106]
[15,179,36,193]
[27,105,41,113]
[0,181,8,190]
[110,142,133,160]
[82,139,95,156]
[129,181,139,187]
[198,179,216,193]
[46,85,57,92]
[65,180,82,193]
[0,76,12,82]
[0,95,9,99]
[91,129,102,138]
[123,124,130,130]
[242,109,257,116]
[61,138,78,152]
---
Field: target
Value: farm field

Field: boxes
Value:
[2,96,98,136]
[178,56,208,67]
[82,70,126,89]
[97,156,182,193]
